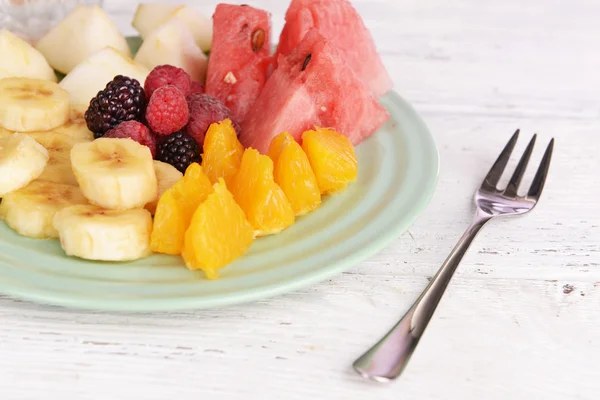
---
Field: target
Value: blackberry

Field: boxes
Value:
[84,75,146,138]
[156,131,202,173]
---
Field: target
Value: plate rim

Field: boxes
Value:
[0,91,439,311]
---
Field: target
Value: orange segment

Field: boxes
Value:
[150,163,213,255]
[268,132,321,216]
[229,148,295,236]
[302,127,358,194]
[182,178,254,280]
[202,118,244,185]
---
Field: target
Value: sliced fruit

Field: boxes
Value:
[0,29,57,82]
[135,19,208,83]
[205,4,271,122]
[276,0,392,98]
[145,160,183,215]
[0,133,49,196]
[201,119,244,185]
[71,138,157,210]
[229,148,295,236]
[26,132,82,186]
[53,204,153,261]
[0,181,88,239]
[132,4,213,52]
[151,163,213,255]
[132,3,180,37]
[302,127,358,194]
[268,132,321,216]
[182,178,254,280]
[0,77,70,132]
[59,47,150,105]
[35,5,130,75]
[53,105,95,141]
[241,29,389,154]
[0,126,13,139]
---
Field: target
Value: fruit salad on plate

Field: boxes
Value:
[0,0,392,280]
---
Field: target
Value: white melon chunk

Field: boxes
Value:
[134,19,208,83]
[132,3,181,38]
[0,30,57,82]
[132,4,212,52]
[60,47,150,105]
[36,5,130,75]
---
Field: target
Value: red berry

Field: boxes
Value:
[104,121,157,157]
[144,65,192,99]
[185,94,240,147]
[189,81,205,96]
[146,85,190,135]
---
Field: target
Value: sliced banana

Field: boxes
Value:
[53,105,94,141]
[26,132,83,186]
[0,133,49,196]
[0,180,88,239]
[71,138,158,210]
[145,160,183,215]
[0,77,70,132]
[53,204,153,261]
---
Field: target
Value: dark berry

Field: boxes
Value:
[145,85,189,135]
[144,65,192,99]
[185,94,240,148]
[84,75,146,138]
[156,131,202,173]
[104,121,157,157]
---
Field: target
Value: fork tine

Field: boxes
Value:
[527,138,554,200]
[482,129,519,190]
[504,134,536,197]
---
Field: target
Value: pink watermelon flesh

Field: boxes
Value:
[240,29,390,154]
[276,0,393,98]
[205,4,272,123]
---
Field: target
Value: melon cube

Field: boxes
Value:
[240,29,390,154]
[276,0,393,98]
[205,4,272,123]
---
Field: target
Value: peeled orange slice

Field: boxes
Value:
[268,132,321,216]
[302,127,358,194]
[150,163,213,255]
[182,178,254,280]
[202,118,244,185]
[229,148,295,236]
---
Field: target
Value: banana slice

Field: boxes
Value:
[145,160,183,215]
[26,132,85,186]
[71,138,157,210]
[0,180,88,238]
[53,105,94,141]
[0,126,12,139]
[53,204,153,261]
[0,77,70,132]
[0,133,49,196]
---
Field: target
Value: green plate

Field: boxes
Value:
[0,92,438,311]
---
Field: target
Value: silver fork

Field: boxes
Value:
[352,130,554,382]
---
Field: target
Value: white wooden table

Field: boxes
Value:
[1,0,599,398]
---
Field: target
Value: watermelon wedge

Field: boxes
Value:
[205,4,271,122]
[240,29,390,154]
[276,0,393,98]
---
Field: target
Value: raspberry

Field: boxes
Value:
[104,121,157,157]
[146,85,190,135]
[144,65,192,99]
[185,94,240,147]
[189,81,205,96]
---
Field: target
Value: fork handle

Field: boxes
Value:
[353,210,491,382]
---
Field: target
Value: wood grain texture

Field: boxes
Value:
[1,0,599,399]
